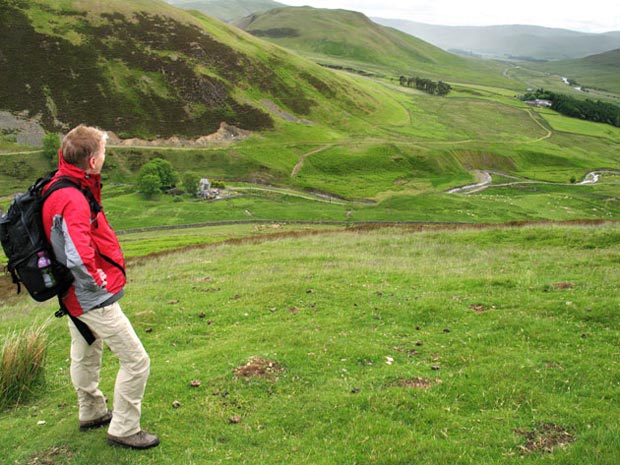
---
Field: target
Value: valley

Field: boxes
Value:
[1,2,620,464]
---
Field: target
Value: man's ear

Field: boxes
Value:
[87,155,96,170]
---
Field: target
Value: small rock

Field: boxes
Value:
[431,365,440,371]
[37,420,46,426]
[351,387,361,394]
[145,328,153,333]
[385,356,394,365]
[190,379,201,387]
[172,400,181,408]
[443,328,451,333]
[168,299,179,305]
[198,312,206,318]
[229,415,242,424]
[415,341,423,346]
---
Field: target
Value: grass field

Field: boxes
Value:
[1,223,619,464]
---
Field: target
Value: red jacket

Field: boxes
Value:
[42,154,126,316]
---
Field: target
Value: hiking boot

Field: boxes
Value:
[79,410,113,431]
[107,430,160,450]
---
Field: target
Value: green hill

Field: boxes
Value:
[0,0,376,138]
[237,6,514,87]
[1,0,619,225]
[372,19,620,61]
[530,49,620,94]
[164,0,285,22]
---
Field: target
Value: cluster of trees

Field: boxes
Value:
[38,137,221,200]
[523,88,620,128]
[137,158,178,199]
[136,158,224,199]
[398,76,452,96]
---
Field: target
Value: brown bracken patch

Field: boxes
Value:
[517,423,575,454]
[25,446,73,465]
[234,356,284,380]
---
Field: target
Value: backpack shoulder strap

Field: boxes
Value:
[42,175,102,217]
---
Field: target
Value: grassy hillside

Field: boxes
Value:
[1,1,618,226]
[528,49,620,95]
[237,7,515,88]
[0,0,378,138]
[166,0,285,22]
[372,19,620,61]
[2,73,619,224]
[1,224,620,464]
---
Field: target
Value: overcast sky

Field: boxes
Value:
[278,0,620,33]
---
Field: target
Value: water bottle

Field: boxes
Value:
[37,251,56,288]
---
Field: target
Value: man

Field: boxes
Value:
[42,125,159,449]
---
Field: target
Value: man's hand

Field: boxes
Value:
[97,268,108,288]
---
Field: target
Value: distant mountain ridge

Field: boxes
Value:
[235,6,515,88]
[371,19,620,61]
[164,0,284,22]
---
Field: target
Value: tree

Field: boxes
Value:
[437,81,452,96]
[181,171,200,197]
[137,158,178,195]
[42,133,60,163]
[137,173,161,199]
[148,158,177,189]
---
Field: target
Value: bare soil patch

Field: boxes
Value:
[469,304,488,312]
[517,423,575,454]
[552,282,576,289]
[392,377,439,389]
[234,356,285,380]
[25,446,73,465]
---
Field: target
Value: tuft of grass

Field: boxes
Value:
[0,321,49,410]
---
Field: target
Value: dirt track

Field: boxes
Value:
[447,169,620,194]
[1,219,615,303]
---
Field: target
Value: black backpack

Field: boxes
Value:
[0,172,101,302]
[1,172,100,344]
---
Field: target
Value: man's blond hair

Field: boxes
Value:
[61,125,108,169]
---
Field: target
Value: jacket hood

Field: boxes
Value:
[55,149,102,202]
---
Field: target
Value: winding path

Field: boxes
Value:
[525,109,553,142]
[448,170,619,194]
[291,145,333,177]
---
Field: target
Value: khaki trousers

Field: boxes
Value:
[68,302,150,437]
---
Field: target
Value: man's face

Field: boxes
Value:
[88,139,106,174]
